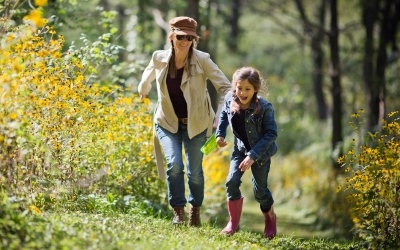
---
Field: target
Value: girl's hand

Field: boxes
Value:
[216,136,227,148]
[140,94,146,101]
[239,156,254,172]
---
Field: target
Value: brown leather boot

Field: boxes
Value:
[188,205,201,227]
[172,206,185,225]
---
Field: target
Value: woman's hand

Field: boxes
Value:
[216,136,227,148]
[239,156,254,172]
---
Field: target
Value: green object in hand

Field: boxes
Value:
[200,134,217,155]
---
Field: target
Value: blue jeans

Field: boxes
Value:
[225,149,274,211]
[155,123,207,207]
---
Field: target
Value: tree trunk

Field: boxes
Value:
[328,0,343,171]
[294,0,328,120]
[312,0,328,120]
[362,0,378,131]
[371,0,393,131]
[185,0,200,21]
[228,0,241,52]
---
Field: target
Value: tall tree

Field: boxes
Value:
[294,0,328,120]
[185,0,200,21]
[361,0,400,131]
[328,0,343,170]
[227,0,241,52]
[361,0,379,130]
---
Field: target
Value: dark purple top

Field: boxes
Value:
[166,68,187,118]
[232,109,251,150]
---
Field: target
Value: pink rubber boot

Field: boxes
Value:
[220,196,244,236]
[262,205,277,239]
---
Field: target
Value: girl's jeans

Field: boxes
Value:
[155,123,207,207]
[226,150,274,210]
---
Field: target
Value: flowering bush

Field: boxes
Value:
[0,20,165,205]
[338,110,400,249]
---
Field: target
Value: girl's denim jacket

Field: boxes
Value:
[215,91,278,166]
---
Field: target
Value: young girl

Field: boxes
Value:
[215,67,278,238]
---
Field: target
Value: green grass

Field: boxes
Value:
[1,189,361,250]
[1,157,362,249]
[17,211,361,250]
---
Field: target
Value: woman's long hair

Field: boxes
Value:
[230,67,267,115]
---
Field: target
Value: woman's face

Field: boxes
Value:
[173,34,193,52]
[235,79,255,109]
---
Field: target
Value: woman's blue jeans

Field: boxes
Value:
[225,150,274,211]
[155,123,207,207]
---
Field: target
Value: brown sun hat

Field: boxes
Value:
[169,16,198,37]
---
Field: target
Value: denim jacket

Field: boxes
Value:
[215,91,278,165]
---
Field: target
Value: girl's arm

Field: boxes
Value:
[247,102,278,161]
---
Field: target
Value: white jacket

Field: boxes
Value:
[138,48,231,179]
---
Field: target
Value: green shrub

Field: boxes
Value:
[0,17,164,208]
[338,110,400,249]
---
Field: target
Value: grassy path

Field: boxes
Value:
[237,171,335,239]
[26,211,359,250]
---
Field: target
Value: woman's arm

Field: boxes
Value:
[138,51,158,98]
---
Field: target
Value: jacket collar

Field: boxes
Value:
[158,48,199,83]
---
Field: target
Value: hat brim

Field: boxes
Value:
[173,29,198,37]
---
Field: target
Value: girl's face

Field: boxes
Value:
[235,79,255,109]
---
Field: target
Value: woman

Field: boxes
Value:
[215,67,278,238]
[138,16,231,227]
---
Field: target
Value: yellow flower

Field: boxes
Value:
[34,0,48,7]
[23,10,47,28]
[8,112,17,120]
[29,205,41,215]
[337,155,346,164]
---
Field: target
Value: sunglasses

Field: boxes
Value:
[176,35,194,41]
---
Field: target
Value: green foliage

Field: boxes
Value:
[0,192,53,249]
[338,110,400,249]
[0,193,30,248]
[0,17,165,208]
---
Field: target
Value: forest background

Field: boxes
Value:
[1,0,399,249]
